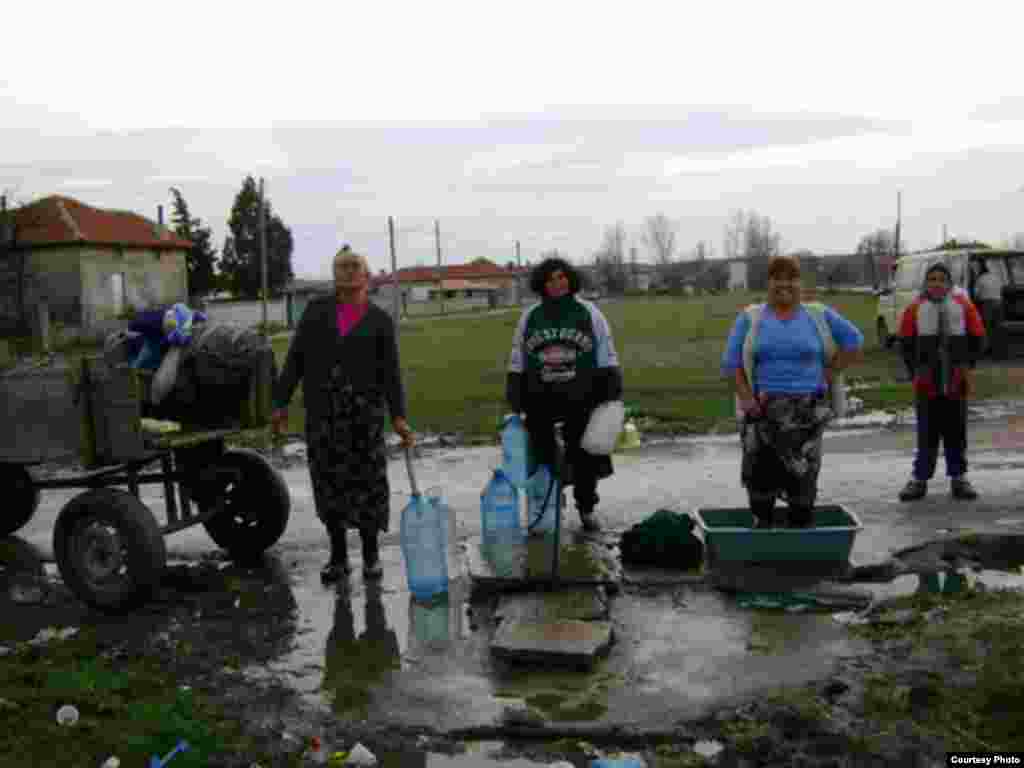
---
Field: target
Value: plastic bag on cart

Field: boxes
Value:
[187,321,274,427]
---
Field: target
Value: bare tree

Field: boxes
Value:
[725,210,781,291]
[723,210,745,260]
[856,229,894,290]
[643,213,678,288]
[594,223,628,295]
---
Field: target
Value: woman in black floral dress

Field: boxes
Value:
[272,246,415,582]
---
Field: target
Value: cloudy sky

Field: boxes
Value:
[4,0,1024,279]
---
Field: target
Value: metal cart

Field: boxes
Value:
[1,350,290,612]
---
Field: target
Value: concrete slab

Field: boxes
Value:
[490,618,614,670]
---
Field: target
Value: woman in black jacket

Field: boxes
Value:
[272,246,415,582]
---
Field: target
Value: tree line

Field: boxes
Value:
[170,176,294,301]
[586,212,1024,296]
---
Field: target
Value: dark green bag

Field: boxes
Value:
[619,509,704,569]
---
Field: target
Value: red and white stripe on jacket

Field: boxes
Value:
[899,290,985,398]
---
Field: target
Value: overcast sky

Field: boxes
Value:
[4,0,1024,278]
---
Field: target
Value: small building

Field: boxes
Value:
[0,195,191,337]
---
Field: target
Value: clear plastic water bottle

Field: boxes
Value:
[501,414,533,487]
[401,495,449,601]
[526,464,559,533]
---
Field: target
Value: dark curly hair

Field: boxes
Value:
[529,256,582,297]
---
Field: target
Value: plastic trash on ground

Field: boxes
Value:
[345,743,377,766]
[55,704,79,726]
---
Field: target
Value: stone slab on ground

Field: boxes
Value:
[494,589,609,623]
[490,618,614,669]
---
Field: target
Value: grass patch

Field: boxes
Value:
[0,630,287,767]
[269,292,1023,440]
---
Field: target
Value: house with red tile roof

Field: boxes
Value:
[0,195,191,335]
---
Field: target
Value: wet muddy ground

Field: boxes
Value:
[4,405,1024,766]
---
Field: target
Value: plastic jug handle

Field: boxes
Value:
[404,446,420,497]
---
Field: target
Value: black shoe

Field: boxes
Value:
[951,478,978,501]
[899,479,928,502]
[320,562,351,583]
[579,510,602,533]
[321,528,351,583]
[361,529,384,579]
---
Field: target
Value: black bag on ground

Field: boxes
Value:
[619,509,704,570]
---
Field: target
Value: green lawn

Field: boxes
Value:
[271,292,1023,440]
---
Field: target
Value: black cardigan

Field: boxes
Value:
[272,297,406,422]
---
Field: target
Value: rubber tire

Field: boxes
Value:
[54,489,167,612]
[877,319,892,350]
[200,448,290,561]
[0,464,40,536]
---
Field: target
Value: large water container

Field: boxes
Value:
[481,469,521,536]
[400,495,448,601]
[526,464,560,533]
[500,414,533,487]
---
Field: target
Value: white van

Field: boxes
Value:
[875,249,1013,350]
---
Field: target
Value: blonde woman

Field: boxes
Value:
[273,245,415,582]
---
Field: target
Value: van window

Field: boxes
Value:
[1007,256,1024,285]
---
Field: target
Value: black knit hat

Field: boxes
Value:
[924,261,952,281]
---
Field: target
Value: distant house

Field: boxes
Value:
[0,195,191,336]
[371,261,524,310]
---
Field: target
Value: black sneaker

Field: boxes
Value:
[951,478,978,501]
[899,479,927,502]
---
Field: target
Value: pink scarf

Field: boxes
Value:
[336,301,368,337]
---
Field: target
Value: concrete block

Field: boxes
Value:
[490,619,614,669]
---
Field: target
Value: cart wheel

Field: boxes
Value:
[201,448,290,561]
[0,464,40,536]
[54,489,167,612]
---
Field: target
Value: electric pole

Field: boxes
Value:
[435,219,444,316]
[259,177,268,338]
[389,216,399,331]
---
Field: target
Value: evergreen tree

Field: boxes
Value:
[168,187,218,299]
[219,176,295,299]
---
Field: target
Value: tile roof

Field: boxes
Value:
[11,195,192,250]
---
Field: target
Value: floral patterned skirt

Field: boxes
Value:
[741,394,832,506]
[306,365,390,533]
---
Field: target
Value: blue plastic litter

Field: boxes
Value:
[149,739,189,768]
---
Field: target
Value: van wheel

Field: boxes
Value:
[877,319,892,349]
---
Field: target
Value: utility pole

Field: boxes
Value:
[435,219,444,316]
[259,177,268,338]
[388,216,399,332]
[515,240,521,304]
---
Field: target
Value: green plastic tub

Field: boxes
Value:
[693,505,862,565]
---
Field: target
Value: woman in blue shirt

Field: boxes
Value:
[721,255,864,528]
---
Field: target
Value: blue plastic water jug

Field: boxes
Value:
[400,495,449,601]
[526,464,559,533]
[501,414,533,487]
[590,758,644,768]
[481,469,521,536]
